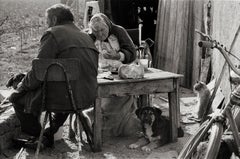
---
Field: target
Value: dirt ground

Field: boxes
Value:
[0,32,200,159]
[0,87,200,159]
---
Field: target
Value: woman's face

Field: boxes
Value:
[91,20,109,41]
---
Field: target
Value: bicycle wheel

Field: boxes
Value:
[205,122,224,159]
[178,117,219,159]
[178,121,224,159]
[178,121,210,159]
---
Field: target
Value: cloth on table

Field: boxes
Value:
[101,96,141,137]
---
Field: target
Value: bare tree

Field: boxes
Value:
[0,16,8,53]
[0,16,8,36]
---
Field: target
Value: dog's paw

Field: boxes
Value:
[141,146,152,152]
[128,143,140,149]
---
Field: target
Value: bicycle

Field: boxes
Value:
[177,38,240,159]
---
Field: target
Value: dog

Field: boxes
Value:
[129,106,184,152]
[6,73,26,89]
[1,73,26,105]
[0,73,26,113]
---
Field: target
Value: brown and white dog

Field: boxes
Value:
[129,106,184,152]
[6,73,26,89]
[1,73,26,105]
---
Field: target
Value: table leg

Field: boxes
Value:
[168,79,180,142]
[138,95,149,107]
[93,97,102,152]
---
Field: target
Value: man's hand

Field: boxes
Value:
[8,87,26,103]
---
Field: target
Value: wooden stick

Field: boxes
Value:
[15,147,25,159]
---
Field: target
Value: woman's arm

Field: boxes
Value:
[111,25,136,64]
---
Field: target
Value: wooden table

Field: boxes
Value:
[93,68,183,151]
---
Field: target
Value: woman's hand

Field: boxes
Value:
[102,50,121,60]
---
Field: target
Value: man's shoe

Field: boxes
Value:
[12,133,37,148]
[25,136,53,150]
[25,140,44,150]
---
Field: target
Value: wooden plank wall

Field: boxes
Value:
[153,0,205,88]
[211,1,240,98]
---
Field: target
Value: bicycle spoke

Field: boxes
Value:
[184,118,216,158]
[178,119,214,159]
[226,107,240,155]
[178,124,206,158]
[205,123,223,159]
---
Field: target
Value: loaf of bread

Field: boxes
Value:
[118,63,144,79]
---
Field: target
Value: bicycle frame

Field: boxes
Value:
[198,41,240,77]
[178,95,240,159]
[178,39,240,159]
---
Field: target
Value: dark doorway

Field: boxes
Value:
[104,0,159,43]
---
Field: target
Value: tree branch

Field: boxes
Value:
[0,16,8,27]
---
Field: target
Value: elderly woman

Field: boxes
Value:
[88,13,141,136]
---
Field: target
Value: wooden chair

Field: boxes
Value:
[32,58,94,158]
[126,26,153,63]
[126,28,141,47]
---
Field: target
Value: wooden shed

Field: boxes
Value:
[64,0,240,97]
[153,0,240,96]
[99,0,203,88]
[98,0,240,95]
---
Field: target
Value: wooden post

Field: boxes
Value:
[98,0,105,13]
[93,97,102,152]
[200,1,213,83]
[168,78,180,142]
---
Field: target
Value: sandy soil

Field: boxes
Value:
[0,88,200,159]
[0,36,200,159]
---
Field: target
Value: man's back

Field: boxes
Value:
[21,22,99,111]
[9,3,99,148]
[43,23,99,106]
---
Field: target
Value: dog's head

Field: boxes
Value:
[6,73,26,89]
[135,106,162,126]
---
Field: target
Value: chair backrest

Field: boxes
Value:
[32,58,91,112]
[126,28,140,46]
[32,58,80,82]
[126,24,143,47]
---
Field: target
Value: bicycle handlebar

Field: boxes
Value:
[198,41,215,48]
[199,40,240,77]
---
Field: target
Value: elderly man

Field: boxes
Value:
[9,4,99,148]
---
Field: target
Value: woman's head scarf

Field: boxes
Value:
[89,13,113,35]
